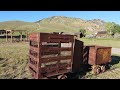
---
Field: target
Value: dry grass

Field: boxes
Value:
[76,38,120,79]
[0,42,33,79]
[80,38,120,48]
[80,55,120,79]
[0,38,120,79]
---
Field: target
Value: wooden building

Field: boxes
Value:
[0,29,29,42]
[95,31,108,38]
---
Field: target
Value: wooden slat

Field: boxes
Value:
[42,72,58,78]
[29,63,37,72]
[41,47,59,53]
[41,64,57,74]
[60,56,72,60]
[43,69,71,78]
[47,39,72,43]
[29,33,38,41]
[41,56,72,63]
[48,34,73,39]
[59,63,69,69]
[40,33,73,42]
[41,57,58,63]
[29,52,38,58]
[41,47,72,51]
[41,39,72,43]
[41,63,71,74]
[29,66,38,79]
[29,58,37,67]
[58,69,71,74]
[29,49,39,57]
[30,46,39,53]
[60,47,72,51]
[29,54,39,61]
[29,66,37,74]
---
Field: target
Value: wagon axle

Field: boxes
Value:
[92,65,106,74]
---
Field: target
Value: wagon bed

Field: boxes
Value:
[29,33,74,79]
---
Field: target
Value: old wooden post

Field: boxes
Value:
[25,31,28,41]
[20,31,23,41]
[11,30,13,42]
[6,30,8,42]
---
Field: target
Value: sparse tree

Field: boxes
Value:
[105,22,120,36]
[79,28,86,37]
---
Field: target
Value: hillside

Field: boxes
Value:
[0,21,38,32]
[36,16,106,33]
[0,16,107,34]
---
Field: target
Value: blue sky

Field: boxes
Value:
[0,11,120,24]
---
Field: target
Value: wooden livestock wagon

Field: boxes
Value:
[83,45,112,74]
[28,32,75,79]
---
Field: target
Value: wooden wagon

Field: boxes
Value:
[83,45,112,74]
[28,32,75,79]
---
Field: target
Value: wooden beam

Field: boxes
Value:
[11,31,13,42]
[25,31,28,41]
[20,31,22,41]
[6,30,8,42]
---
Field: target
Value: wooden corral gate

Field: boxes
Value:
[29,33,74,79]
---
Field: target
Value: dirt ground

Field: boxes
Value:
[83,48,120,79]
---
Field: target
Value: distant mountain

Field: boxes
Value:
[36,16,106,33]
[0,16,110,34]
[0,20,38,31]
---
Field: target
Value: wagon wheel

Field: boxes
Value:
[92,65,97,74]
[92,65,101,74]
[96,67,101,74]
[57,74,67,79]
[100,65,106,73]
[92,66,96,74]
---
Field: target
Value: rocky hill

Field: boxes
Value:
[0,16,107,34]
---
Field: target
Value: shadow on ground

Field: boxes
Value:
[66,64,92,79]
[110,55,120,65]
[67,55,120,79]
[0,58,4,61]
